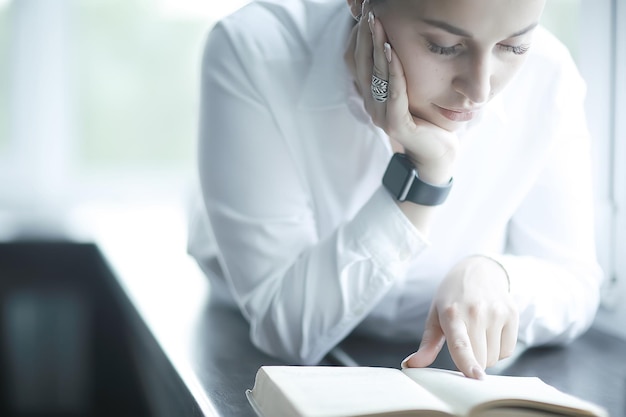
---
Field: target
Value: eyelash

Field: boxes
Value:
[427,42,460,56]
[426,41,531,56]
[498,44,531,55]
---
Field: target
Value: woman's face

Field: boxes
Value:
[373,0,546,131]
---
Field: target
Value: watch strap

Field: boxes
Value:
[405,173,453,206]
[383,153,453,206]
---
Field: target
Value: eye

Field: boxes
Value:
[497,43,531,55]
[427,41,462,56]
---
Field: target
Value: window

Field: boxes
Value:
[73,0,251,171]
[586,0,626,338]
[614,0,626,336]
[0,0,250,237]
[541,0,582,59]
[74,0,203,170]
[0,1,9,152]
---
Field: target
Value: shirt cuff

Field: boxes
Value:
[345,186,430,277]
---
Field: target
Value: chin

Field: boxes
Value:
[440,119,472,133]
[409,110,461,133]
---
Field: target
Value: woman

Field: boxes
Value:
[188,0,603,379]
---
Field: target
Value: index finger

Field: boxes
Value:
[353,2,374,92]
[440,314,485,379]
[384,43,413,129]
[369,11,389,82]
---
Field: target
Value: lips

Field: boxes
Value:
[435,105,481,122]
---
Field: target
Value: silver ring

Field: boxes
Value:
[371,73,389,103]
[352,0,363,22]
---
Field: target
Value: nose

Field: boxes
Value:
[453,53,492,105]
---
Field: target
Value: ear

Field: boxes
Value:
[346,0,366,21]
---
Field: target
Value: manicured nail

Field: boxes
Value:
[471,366,486,380]
[400,353,415,369]
[368,11,374,32]
[384,42,392,63]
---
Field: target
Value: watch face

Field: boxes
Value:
[382,154,413,201]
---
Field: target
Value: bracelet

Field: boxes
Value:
[472,254,511,293]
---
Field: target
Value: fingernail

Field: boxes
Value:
[384,42,392,63]
[368,11,374,32]
[400,353,415,369]
[471,366,486,380]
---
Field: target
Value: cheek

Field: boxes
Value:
[397,50,450,105]
[491,59,527,96]
[385,30,443,101]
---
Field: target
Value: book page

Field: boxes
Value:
[249,366,454,417]
[402,368,608,417]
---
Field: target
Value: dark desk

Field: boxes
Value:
[183,304,626,417]
[85,209,626,417]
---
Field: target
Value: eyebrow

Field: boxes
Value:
[421,19,539,39]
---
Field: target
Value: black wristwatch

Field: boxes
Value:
[382,153,453,206]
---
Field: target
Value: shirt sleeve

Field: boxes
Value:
[197,22,429,364]
[492,48,604,347]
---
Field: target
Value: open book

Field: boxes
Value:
[246,366,608,417]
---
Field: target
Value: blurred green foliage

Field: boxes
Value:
[72,0,211,171]
[542,0,582,60]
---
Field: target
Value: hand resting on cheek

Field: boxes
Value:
[345,2,458,187]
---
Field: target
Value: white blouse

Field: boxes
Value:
[188,0,603,364]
